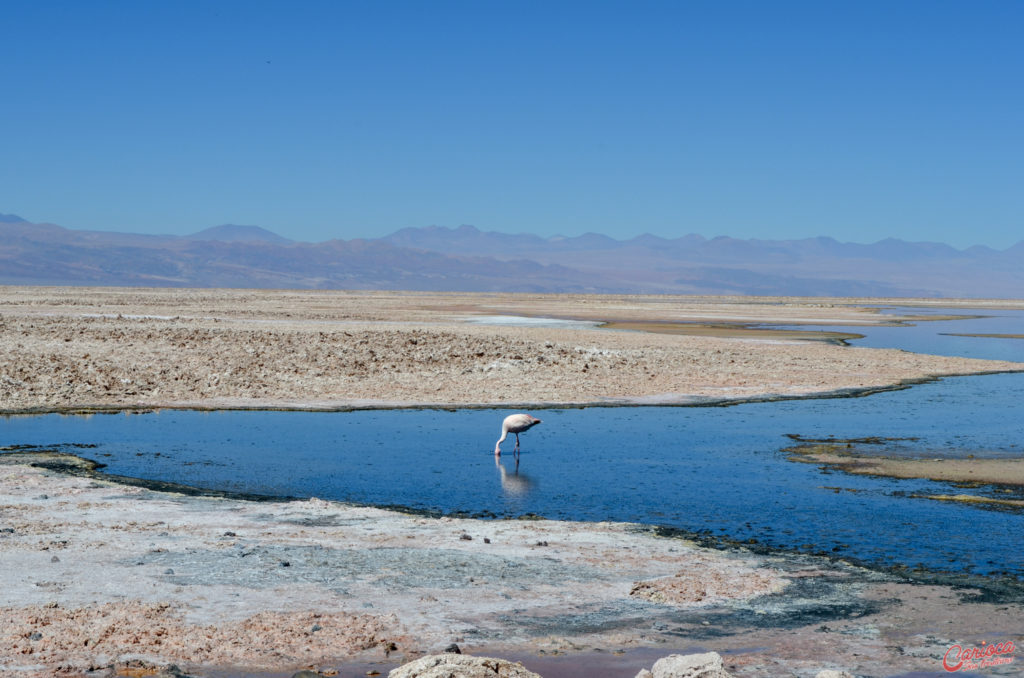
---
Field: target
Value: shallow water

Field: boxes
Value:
[770,306,1024,361]
[3,307,1023,577]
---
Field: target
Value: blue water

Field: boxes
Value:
[3,307,1023,577]
[771,306,1024,361]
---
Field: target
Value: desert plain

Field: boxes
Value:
[1,287,1023,677]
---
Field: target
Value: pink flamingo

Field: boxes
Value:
[494,413,542,457]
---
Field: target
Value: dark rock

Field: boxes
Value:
[51,555,60,562]
[460,533,472,541]
[444,643,462,654]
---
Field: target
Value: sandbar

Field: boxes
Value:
[786,443,1024,486]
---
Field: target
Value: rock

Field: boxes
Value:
[443,643,462,654]
[648,652,734,678]
[291,671,321,678]
[387,654,542,678]
[634,670,654,678]
[815,672,855,678]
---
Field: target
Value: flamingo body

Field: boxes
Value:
[495,413,542,457]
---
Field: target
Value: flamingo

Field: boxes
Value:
[494,413,542,457]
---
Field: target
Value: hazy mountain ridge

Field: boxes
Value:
[0,216,601,292]
[186,224,294,244]
[379,224,1024,297]
[1,214,1021,296]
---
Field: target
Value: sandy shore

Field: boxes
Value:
[2,288,1024,676]
[1,287,1022,413]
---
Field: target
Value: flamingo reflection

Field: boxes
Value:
[495,455,535,497]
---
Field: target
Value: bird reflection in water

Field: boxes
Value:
[495,456,535,498]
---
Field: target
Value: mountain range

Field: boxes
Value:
[1,213,1021,297]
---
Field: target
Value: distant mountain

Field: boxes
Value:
[1,215,1022,296]
[377,225,1024,297]
[0,217,597,292]
[186,224,293,244]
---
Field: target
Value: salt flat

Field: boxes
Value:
[1,287,1021,413]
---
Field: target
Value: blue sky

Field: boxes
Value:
[2,1,1021,247]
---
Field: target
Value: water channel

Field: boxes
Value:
[3,306,1022,578]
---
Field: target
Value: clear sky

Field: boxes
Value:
[2,1,1021,248]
